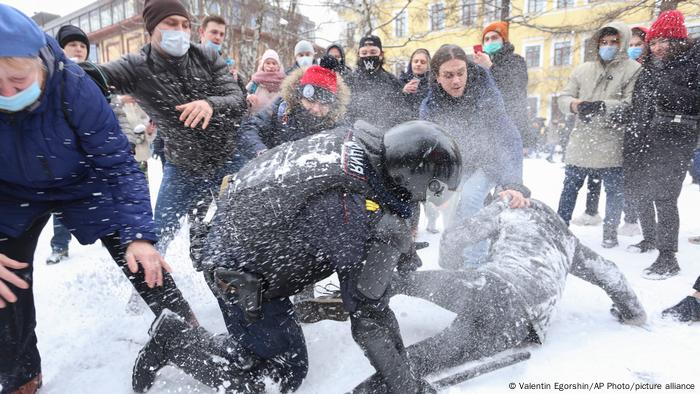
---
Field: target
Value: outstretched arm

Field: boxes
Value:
[570,243,646,325]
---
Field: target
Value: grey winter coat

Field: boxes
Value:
[100,43,246,175]
[558,22,641,168]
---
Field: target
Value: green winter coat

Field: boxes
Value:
[558,22,641,168]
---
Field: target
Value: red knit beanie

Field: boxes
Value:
[646,10,688,42]
[299,65,338,103]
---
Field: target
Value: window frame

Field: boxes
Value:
[552,39,573,67]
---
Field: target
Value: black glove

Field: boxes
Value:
[77,61,112,101]
[577,101,606,123]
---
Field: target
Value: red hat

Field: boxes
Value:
[646,10,688,42]
[299,65,338,103]
[482,21,509,43]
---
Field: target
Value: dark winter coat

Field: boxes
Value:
[239,67,351,154]
[0,36,155,245]
[326,44,352,78]
[622,40,700,199]
[99,43,246,176]
[490,42,535,149]
[419,62,523,187]
[345,67,409,130]
[399,69,430,119]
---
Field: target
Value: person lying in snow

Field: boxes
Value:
[354,198,647,392]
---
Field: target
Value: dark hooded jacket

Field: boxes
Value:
[326,44,352,78]
[345,62,408,130]
[399,67,431,118]
[420,62,523,187]
[0,36,155,245]
[99,43,246,175]
[489,42,535,148]
[239,67,351,154]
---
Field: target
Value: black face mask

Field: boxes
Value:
[292,105,330,131]
[358,55,382,73]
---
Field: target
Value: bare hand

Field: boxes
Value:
[0,253,29,308]
[402,79,419,94]
[570,99,583,114]
[175,100,214,129]
[473,51,493,69]
[125,240,172,288]
[246,94,259,108]
[498,190,530,209]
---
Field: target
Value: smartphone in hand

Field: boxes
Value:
[473,44,483,54]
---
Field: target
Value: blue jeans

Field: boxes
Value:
[557,165,623,231]
[440,169,496,268]
[50,215,71,252]
[154,154,246,252]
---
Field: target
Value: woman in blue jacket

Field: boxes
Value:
[0,6,194,392]
[420,44,528,268]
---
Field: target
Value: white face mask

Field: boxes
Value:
[297,56,313,68]
[158,29,191,57]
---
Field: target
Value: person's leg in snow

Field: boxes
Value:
[662,275,700,322]
[46,215,71,265]
[0,215,50,393]
[557,165,589,226]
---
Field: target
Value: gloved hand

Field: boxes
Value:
[577,101,606,123]
[396,245,424,276]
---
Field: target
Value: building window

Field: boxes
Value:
[525,45,541,68]
[100,6,112,28]
[527,96,540,119]
[124,0,135,18]
[557,0,575,8]
[113,1,124,23]
[395,10,407,38]
[70,18,79,27]
[79,14,90,33]
[89,9,100,31]
[553,41,572,66]
[485,0,504,22]
[461,0,478,27]
[527,0,546,14]
[208,1,221,15]
[429,3,445,32]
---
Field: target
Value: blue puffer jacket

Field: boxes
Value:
[419,62,523,187]
[0,35,155,245]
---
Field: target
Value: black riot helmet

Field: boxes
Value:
[382,121,462,202]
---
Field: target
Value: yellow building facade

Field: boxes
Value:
[347,0,700,122]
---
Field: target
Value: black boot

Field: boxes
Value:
[601,226,618,248]
[627,239,656,253]
[643,250,680,280]
[662,296,700,322]
[132,310,263,393]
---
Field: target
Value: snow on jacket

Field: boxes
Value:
[558,22,641,169]
[490,42,536,149]
[437,199,646,341]
[99,43,246,176]
[621,40,700,195]
[0,36,155,245]
[419,61,523,187]
[399,69,430,119]
[345,66,409,130]
[240,66,350,153]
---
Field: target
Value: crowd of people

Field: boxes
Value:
[1,0,699,393]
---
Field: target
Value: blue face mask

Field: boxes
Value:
[0,80,41,113]
[598,45,619,61]
[483,42,503,55]
[158,29,191,57]
[627,46,643,60]
[205,40,222,52]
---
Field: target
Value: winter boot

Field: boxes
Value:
[132,310,263,393]
[571,213,602,226]
[601,226,618,249]
[618,222,641,237]
[643,251,680,280]
[627,239,656,253]
[294,284,348,324]
[662,296,700,322]
[46,249,68,265]
[11,374,42,394]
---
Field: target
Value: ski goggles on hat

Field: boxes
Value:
[299,84,336,104]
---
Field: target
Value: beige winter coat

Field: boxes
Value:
[558,22,641,168]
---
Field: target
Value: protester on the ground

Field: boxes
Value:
[619,10,699,279]
[241,58,350,154]
[419,44,528,267]
[132,121,462,394]
[326,43,351,78]
[345,35,408,131]
[400,48,431,118]
[0,6,196,393]
[473,21,536,152]
[287,39,315,74]
[245,49,285,114]
[98,0,247,253]
[556,22,641,249]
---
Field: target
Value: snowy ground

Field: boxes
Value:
[28,156,699,393]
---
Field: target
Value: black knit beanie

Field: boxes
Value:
[56,24,90,58]
[142,0,190,35]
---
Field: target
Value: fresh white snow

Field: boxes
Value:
[27,157,699,393]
